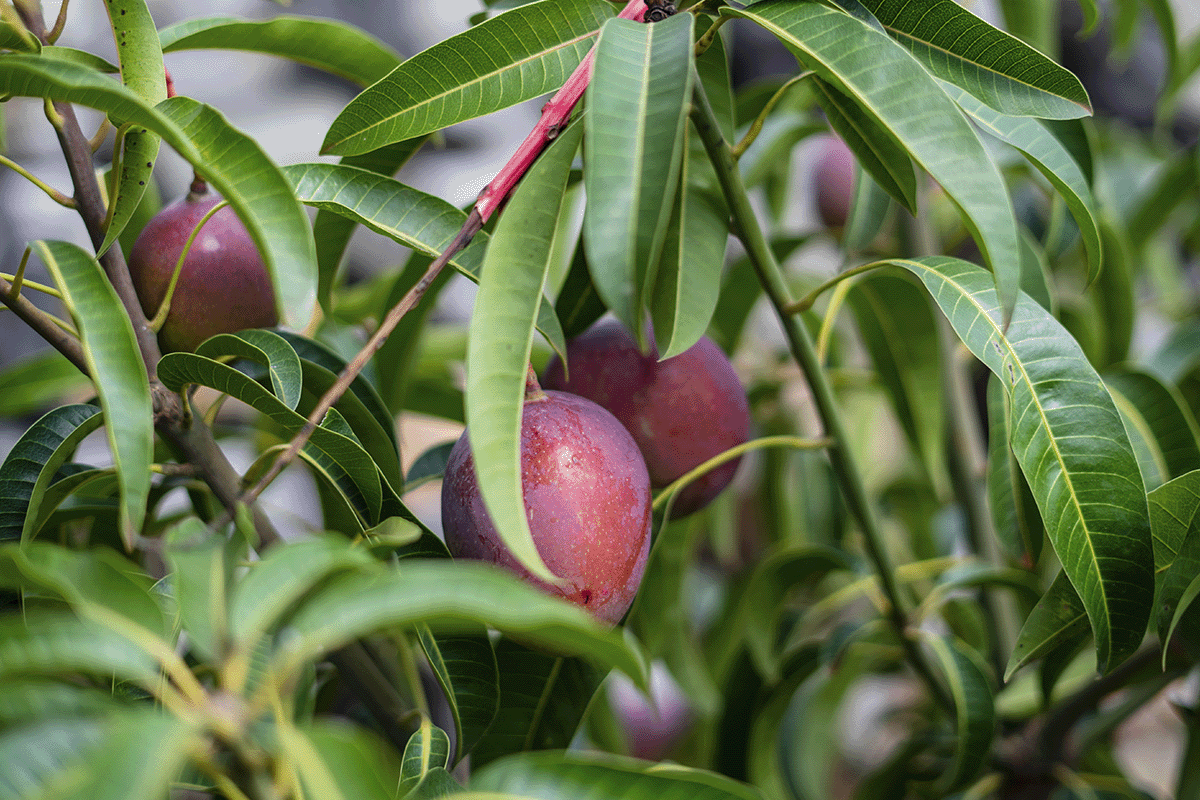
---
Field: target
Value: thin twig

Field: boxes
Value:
[0,154,77,208]
[0,275,88,375]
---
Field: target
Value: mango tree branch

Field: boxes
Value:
[688,75,953,713]
[0,275,89,375]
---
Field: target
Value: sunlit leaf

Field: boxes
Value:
[34,241,152,549]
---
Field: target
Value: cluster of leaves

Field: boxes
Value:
[2,0,1200,797]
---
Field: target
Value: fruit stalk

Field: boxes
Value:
[688,75,954,712]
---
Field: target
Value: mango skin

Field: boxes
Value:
[814,135,856,231]
[542,320,750,518]
[441,390,652,626]
[128,191,276,353]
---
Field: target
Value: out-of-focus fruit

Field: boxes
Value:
[440,378,652,625]
[542,319,750,518]
[128,187,276,353]
[607,660,694,761]
[813,134,857,231]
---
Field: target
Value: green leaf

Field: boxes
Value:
[855,0,1090,119]
[554,242,609,340]
[986,375,1044,562]
[0,404,102,543]
[229,533,375,646]
[472,751,765,800]
[271,560,646,685]
[0,680,120,727]
[0,719,103,800]
[0,351,88,418]
[726,2,1022,322]
[277,720,404,800]
[282,163,564,355]
[196,329,304,411]
[159,15,402,86]
[1147,471,1200,652]
[923,635,996,792]
[0,19,39,52]
[39,46,117,73]
[846,271,945,490]
[1006,570,1089,679]
[321,0,615,155]
[406,442,458,492]
[0,610,160,686]
[34,241,152,548]
[583,13,694,338]
[0,542,168,640]
[942,82,1102,285]
[164,518,239,662]
[1148,318,1200,385]
[97,0,165,257]
[1105,368,1200,492]
[470,641,603,768]
[466,121,583,584]
[158,351,383,524]
[417,626,499,763]
[884,256,1152,673]
[399,718,453,794]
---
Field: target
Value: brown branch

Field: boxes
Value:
[0,275,89,375]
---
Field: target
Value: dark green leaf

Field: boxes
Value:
[159,15,402,86]
[986,376,1044,562]
[417,626,499,763]
[196,329,303,411]
[554,241,608,340]
[584,13,694,338]
[1147,471,1200,654]
[399,718,452,793]
[466,121,583,583]
[0,404,102,543]
[34,240,152,548]
[406,441,458,492]
[885,256,1152,672]
[1105,368,1200,491]
[923,635,996,791]
[1006,571,1089,679]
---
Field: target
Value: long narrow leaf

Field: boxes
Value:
[35,241,151,548]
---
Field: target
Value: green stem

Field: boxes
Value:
[689,76,952,712]
[731,71,813,159]
[784,260,885,314]
[0,153,76,207]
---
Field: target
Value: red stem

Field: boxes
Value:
[473,0,649,222]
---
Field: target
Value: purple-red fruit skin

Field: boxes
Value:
[441,390,652,626]
[128,191,276,353]
[814,135,857,231]
[541,320,750,518]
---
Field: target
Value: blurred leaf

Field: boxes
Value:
[282,163,564,354]
[399,718,453,794]
[1091,218,1134,367]
[727,2,1023,322]
[886,256,1152,673]
[0,610,159,686]
[158,351,383,524]
[0,20,39,52]
[474,750,765,800]
[196,329,303,411]
[1125,150,1196,253]
[584,13,694,341]
[843,166,892,253]
[0,719,102,800]
[272,560,646,685]
[34,241,152,549]
[465,122,583,584]
[417,626,499,764]
[406,441,458,491]
[159,15,402,85]
[0,351,88,418]
[923,635,996,792]
[164,518,240,663]
[1105,368,1200,492]
[229,533,374,646]
[322,0,616,154]
[942,82,1102,285]
[277,720,404,800]
[40,46,117,72]
[746,647,822,800]
[554,242,609,340]
[1147,471,1200,656]
[1147,319,1200,384]
[373,252,454,414]
[0,680,120,727]
[1006,571,1089,679]
[986,374,1044,563]
[0,404,102,543]
[846,271,945,490]
[854,0,1090,118]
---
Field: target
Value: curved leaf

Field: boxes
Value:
[0,351,88,418]
[0,404,102,542]
[400,719,453,792]
[1105,368,1200,491]
[583,13,694,338]
[466,122,583,583]
[158,352,382,523]
[406,441,458,491]
[321,0,615,155]
[272,560,646,685]
[725,2,1022,322]
[0,610,160,686]
[229,533,375,646]
[0,19,39,52]
[40,46,117,73]
[276,720,403,800]
[986,375,1044,562]
[159,15,402,86]
[0,719,103,800]
[35,241,152,548]
[0,680,121,727]
[855,0,1090,119]
[923,635,996,791]
[941,82,1102,284]
[281,162,565,355]
[472,751,765,800]
[196,329,303,411]
[1147,471,1200,651]
[885,256,1152,672]
[1006,570,1089,679]
[98,0,166,256]
[418,626,499,764]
